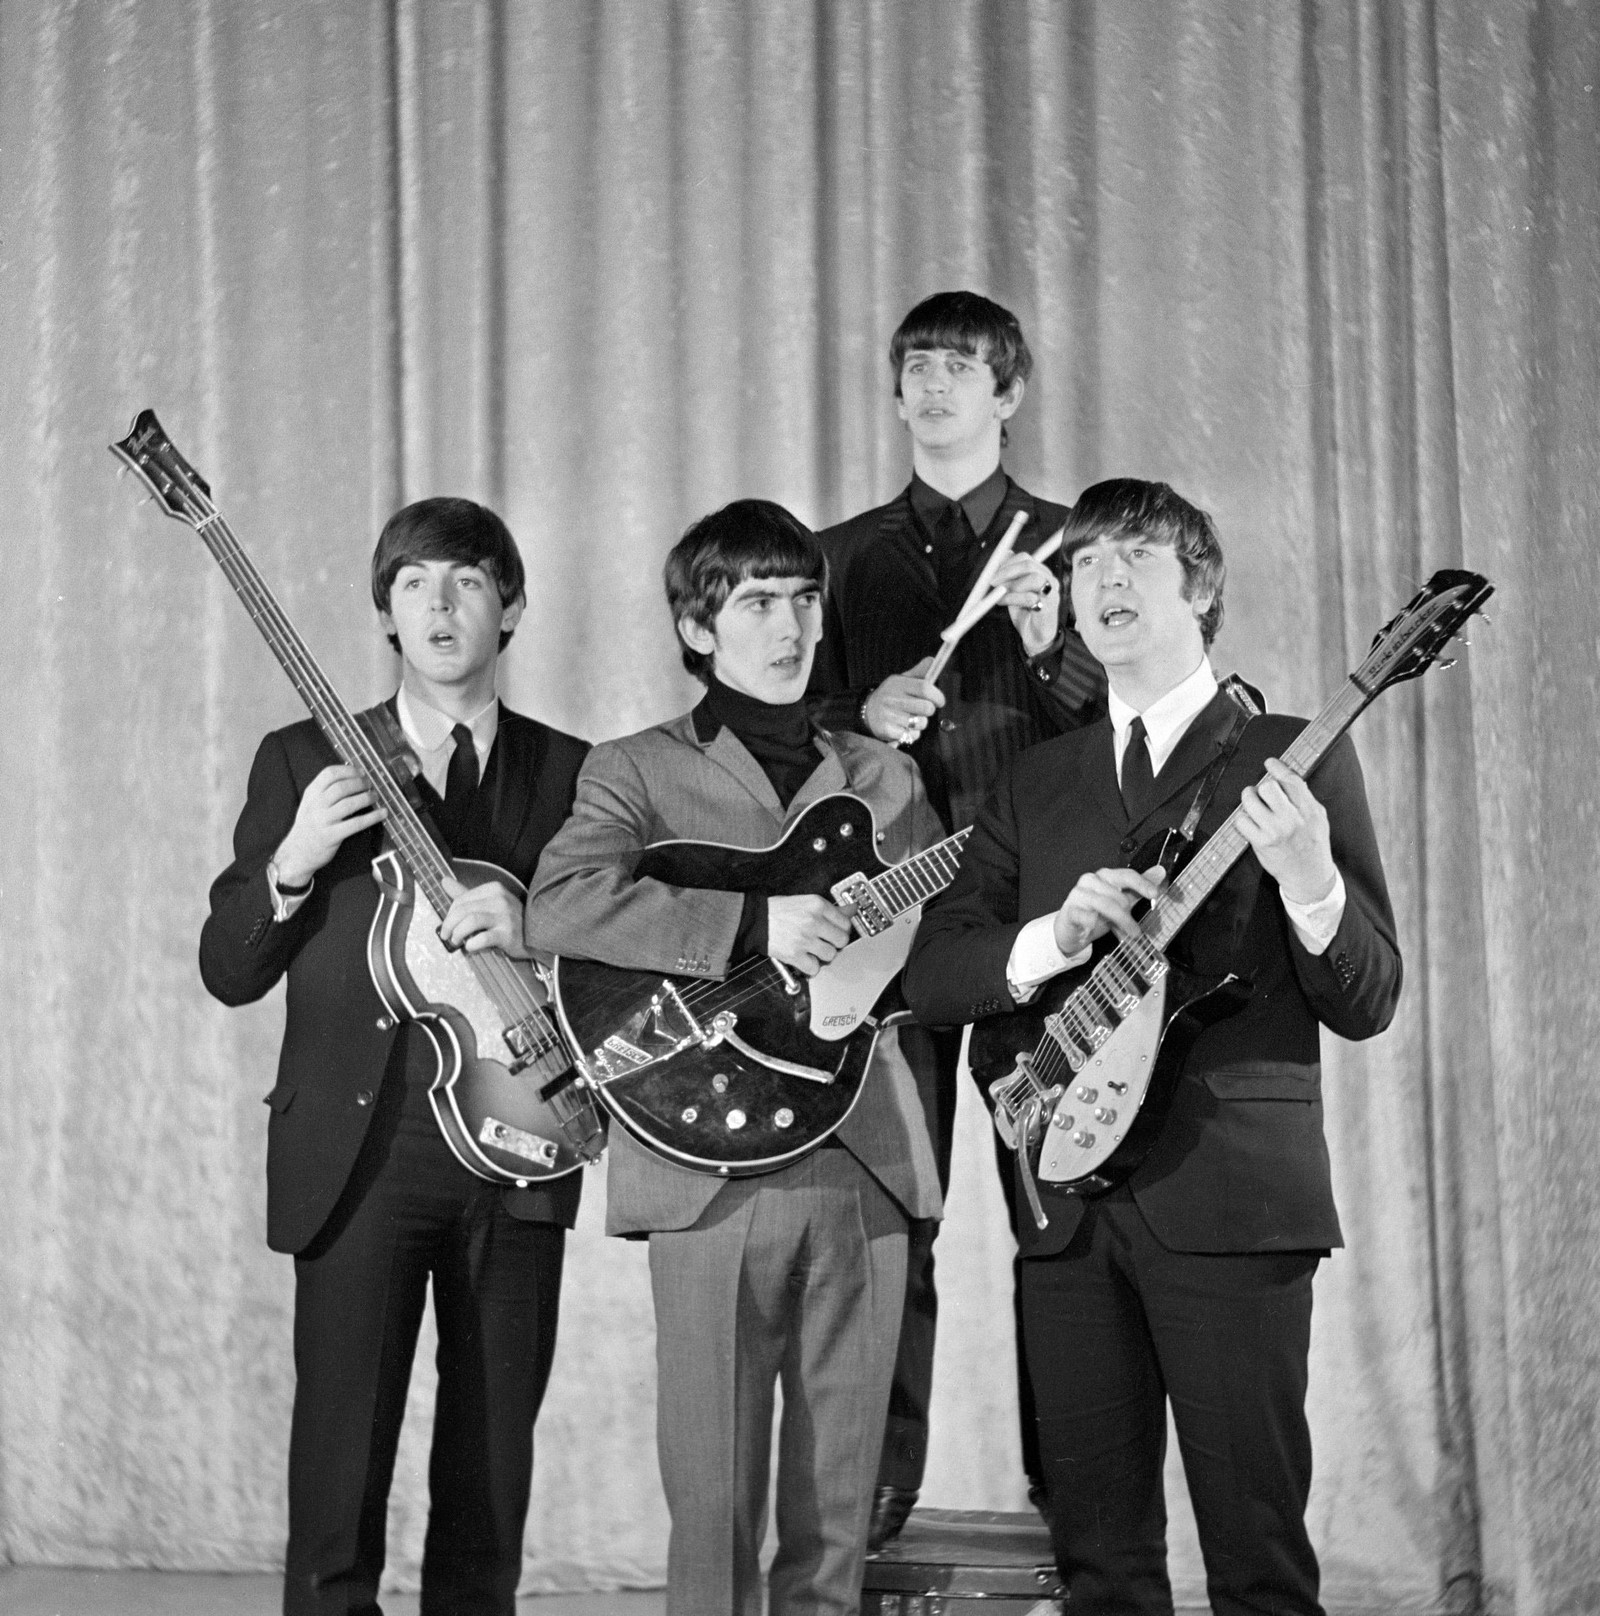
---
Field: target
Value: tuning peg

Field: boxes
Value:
[1477,613,1492,626]
[1437,657,1457,671]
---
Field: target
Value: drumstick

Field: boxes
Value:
[956,510,1029,623]
[887,523,1062,747]
[962,529,1065,624]
[923,529,1067,684]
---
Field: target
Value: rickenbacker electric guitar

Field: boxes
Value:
[976,568,1494,1228]
[111,408,605,1184]
[552,796,969,1175]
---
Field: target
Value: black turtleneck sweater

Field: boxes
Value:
[698,674,820,808]
[695,674,824,959]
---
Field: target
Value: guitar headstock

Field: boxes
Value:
[109,409,214,527]
[1354,569,1494,694]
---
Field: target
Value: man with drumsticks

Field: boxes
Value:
[807,289,1104,1544]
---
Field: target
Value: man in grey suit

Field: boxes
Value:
[526,500,944,1616]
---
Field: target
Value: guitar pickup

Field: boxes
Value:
[502,1016,562,1074]
[832,874,891,937]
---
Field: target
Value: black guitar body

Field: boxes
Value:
[553,795,898,1175]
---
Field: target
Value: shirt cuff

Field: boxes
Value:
[266,861,314,923]
[1006,914,1091,1002]
[1281,870,1346,956]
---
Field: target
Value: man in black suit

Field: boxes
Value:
[200,498,589,1616]
[904,479,1403,1614]
[807,290,1104,1541]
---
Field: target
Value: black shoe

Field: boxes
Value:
[1027,1478,1052,1528]
[867,1484,918,1552]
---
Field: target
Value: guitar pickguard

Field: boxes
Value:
[805,905,922,1040]
[1036,976,1165,1181]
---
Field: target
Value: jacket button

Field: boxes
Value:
[355,1090,374,1107]
[940,718,956,733]
[375,1015,395,1031]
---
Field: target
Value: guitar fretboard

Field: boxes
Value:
[868,828,972,917]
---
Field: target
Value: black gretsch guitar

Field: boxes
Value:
[977,569,1494,1229]
[552,797,969,1175]
[111,408,605,1184]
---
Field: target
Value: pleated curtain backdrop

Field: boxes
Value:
[1,2,1596,1612]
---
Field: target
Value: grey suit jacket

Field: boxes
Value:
[526,710,946,1234]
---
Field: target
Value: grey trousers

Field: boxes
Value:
[648,1148,909,1616]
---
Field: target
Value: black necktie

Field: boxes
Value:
[1121,715,1155,823]
[445,723,479,807]
[933,500,978,616]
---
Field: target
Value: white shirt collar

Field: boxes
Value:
[1108,658,1217,777]
[395,686,498,793]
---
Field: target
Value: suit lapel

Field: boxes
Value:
[1145,690,1243,815]
[788,736,848,819]
[1077,721,1128,829]
[699,724,786,818]
[876,490,946,620]
[480,703,536,857]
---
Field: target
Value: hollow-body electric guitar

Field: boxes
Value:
[976,569,1494,1227]
[111,408,605,1184]
[552,795,969,1175]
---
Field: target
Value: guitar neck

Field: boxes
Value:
[195,510,457,915]
[867,827,973,919]
[1142,678,1371,951]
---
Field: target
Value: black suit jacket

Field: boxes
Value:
[808,478,1104,829]
[903,690,1402,1257]
[199,701,590,1254]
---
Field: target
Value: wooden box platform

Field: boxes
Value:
[861,1507,1065,1614]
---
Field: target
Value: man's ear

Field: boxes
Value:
[500,596,525,638]
[678,614,716,655]
[995,375,1025,421]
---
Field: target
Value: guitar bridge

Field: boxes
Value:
[502,1015,562,1074]
[832,874,892,937]
[988,1056,1060,1150]
[586,981,728,1082]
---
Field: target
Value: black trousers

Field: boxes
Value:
[1020,1188,1323,1616]
[284,1044,566,1616]
[878,1024,1042,1494]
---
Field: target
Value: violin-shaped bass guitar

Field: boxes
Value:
[112,408,605,1184]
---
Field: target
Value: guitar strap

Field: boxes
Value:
[1118,674,1261,868]
[359,701,458,854]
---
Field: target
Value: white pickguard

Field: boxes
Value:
[805,904,922,1041]
[1037,974,1167,1182]
[371,852,517,1065]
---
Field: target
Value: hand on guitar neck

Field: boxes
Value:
[272,764,386,888]
[1236,756,1338,905]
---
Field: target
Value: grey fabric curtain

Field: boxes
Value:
[1,2,1595,1610]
